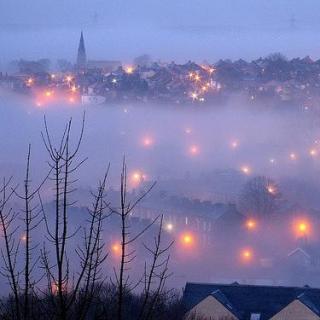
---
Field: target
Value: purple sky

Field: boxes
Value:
[1,0,320,65]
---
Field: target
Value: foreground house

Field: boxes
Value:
[183,282,320,319]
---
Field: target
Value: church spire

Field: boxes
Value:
[77,31,87,70]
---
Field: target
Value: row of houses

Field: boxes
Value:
[183,282,320,319]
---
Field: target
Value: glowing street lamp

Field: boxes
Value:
[111,243,121,256]
[310,149,317,157]
[269,158,276,164]
[240,248,253,262]
[267,185,276,195]
[202,86,208,92]
[142,136,154,148]
[132,172,142,182]
[51,281,67,295]
[191,92,198,100]
[130,171,146,185]
[44,90,53,97]
[245,219,257,231]
[65,75,73,82]
[165,223,174,232]
[289,153,297,160]
[189,145,199,156]
[125,66,134,74]
[180,233,194,247]
[230,140,239,149]
[26,78,34,86]
[299,223,307,232]
[293,219,311,237]
[240,166,251,175]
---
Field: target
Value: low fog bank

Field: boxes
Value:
[1,93,320,288]
[1,92,320,195]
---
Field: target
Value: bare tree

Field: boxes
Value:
[12,145,47,320]
[0,177,21,320]
[73,168,110,320]
[0,144,48,320]
[0,116,175,320]
[108,159,159,320]
[238,176,281,218]
[138,215,173,320]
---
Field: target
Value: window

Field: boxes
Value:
[250,314,261,320]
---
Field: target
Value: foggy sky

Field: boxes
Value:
[1,0,320,65]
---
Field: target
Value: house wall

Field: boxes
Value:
[186,295,238,320]
[270,299,320,320]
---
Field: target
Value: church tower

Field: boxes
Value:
[77,31,87,70]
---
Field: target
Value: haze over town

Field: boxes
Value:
[2,1,320,319]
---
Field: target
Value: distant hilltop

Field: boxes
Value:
[1,49,320,110]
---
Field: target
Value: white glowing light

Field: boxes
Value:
[191,92,198,100]
[194,74,201,81]
[130,171,146,185]
[310,149,317,157]
[26,78,34,86]
[269,158,276,164]
[290,153,297,160]
[267,186,276,194]
[165,223,173,232]
[230,140,239,149]
[241,166,251,175]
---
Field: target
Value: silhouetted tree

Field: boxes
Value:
[238,176,281,218]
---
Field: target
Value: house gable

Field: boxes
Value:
[270,299,320,320]
[186,295,238,320]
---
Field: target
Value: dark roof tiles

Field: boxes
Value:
[183,282,320,320]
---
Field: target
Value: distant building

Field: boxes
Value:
[76,31,87,71]
[81,94,106,105]
[288,245,320,269]
[87,60,121,73]
[183,282,320,319]
[75,31,120,73]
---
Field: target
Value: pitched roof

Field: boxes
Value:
[297,292,320,316]
[211,289,241,319]
[183,282,320,320]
